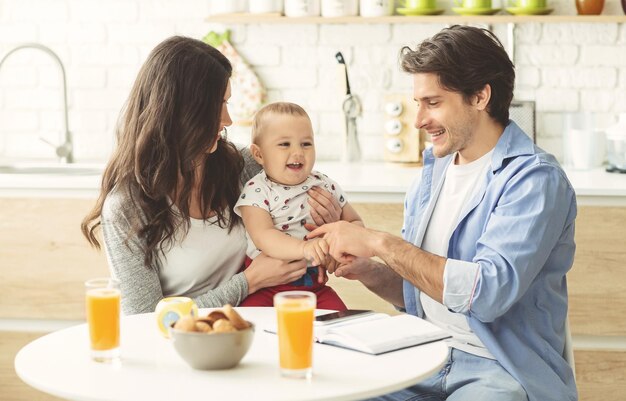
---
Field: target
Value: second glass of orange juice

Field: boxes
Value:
[85,278,121,363]
[274,291,316,379]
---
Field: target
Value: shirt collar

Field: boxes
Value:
[490,120,535,172]
[423,120,535,173]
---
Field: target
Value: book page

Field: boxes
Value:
[318,314,450,355]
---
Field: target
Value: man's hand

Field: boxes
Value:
[334,257,379,280]
[302,237,329,267]
[308,221,378,262]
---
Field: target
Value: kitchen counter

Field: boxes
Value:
[1,162,625,205]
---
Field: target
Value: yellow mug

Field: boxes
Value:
[155,297,198,338]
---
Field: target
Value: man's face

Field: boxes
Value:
[412,73,479,163]
[252,114,316,186]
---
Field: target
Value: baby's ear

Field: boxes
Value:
[250,143,264,165]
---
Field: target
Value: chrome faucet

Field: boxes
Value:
[0,43,74,163]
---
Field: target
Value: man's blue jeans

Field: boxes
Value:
[369,348,528,401]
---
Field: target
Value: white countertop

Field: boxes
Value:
[1,162,625,205]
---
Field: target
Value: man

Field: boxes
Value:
[310,25,577,401]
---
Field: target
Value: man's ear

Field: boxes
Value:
[250,143,264,165]
[474,84,491,111]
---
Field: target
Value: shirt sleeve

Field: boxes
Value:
[442,162,576,322]
[234,176,271,217]
[102,185,250,315]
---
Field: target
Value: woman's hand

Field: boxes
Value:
[243,253,308,294]
[308,187,342,225]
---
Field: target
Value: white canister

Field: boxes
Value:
[360,0,394,16]
[249,0,284,13]
[285,0,321,16]
[563,113,606,170]
[210,0,246,15]
[321,0,359,16]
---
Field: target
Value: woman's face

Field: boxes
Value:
[208,81,233,154]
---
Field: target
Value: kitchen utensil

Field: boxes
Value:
[360,0,394,16]
[249,0,284,13]
[85,278,120,363]
[506,6,553,14]
[606,113,626,172]
[285,0,321,16]
[322,0,359,16]
[563,113,606,170]
[397,7,445,14]
[336,52,361,162]
[209,0,246,14]
[576,0,604,15]
[383,94,422,163]
[451,6,501,14]
[203,31,266,124]
[170,322,255,370]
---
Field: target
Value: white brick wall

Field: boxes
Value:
[1,0,626,164]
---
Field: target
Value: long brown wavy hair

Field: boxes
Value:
[81,36,243,269]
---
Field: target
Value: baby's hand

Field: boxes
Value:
[302,238,329,267]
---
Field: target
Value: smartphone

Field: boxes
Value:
[314,309,375,326]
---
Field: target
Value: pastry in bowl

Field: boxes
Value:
[170,305,254,370]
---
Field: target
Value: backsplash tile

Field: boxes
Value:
[0,0,625,164]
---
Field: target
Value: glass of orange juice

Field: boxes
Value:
[274,291,316,379]
[85,278,121,363]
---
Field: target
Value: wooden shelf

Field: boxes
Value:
[206,13,626,24]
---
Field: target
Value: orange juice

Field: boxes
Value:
[274,291,316,378]
[86,287,120,351]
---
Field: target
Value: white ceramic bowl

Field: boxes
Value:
[170,323,254,370]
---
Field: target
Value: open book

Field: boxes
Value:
[314,313,450,355]
[265,312,450,355]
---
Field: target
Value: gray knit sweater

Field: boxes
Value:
[101,146,261,315]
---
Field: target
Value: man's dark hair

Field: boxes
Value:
[400,25,515,127]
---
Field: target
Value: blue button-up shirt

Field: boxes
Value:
[402,121,578,401]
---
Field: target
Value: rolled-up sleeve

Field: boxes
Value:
[443,259,480,313]
[444,162,575,323]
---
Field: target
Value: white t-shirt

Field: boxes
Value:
[420,149,495,359]
[157,212,247,299]
[234,170,347,259]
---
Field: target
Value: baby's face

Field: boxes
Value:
[253,114,316,186]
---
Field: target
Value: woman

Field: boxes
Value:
[81,36,340,314]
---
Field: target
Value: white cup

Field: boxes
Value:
[360,0,394,16]
[285,0,321,16]
[321,0,359,16]
[563,113,607,170]
[210,0,246,14]
[249,0,283,13]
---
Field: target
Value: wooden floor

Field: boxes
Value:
[1,331,65,401]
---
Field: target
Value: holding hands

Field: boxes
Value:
[302,237,329,267]
[308,221,377,263]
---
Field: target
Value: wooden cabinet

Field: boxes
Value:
[0,198,108,320]
[1,198,625,401]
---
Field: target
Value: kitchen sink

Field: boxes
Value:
[0,163,104,175]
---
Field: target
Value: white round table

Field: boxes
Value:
[15,307,449,401]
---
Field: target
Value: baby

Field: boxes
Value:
[234,102,363,310]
